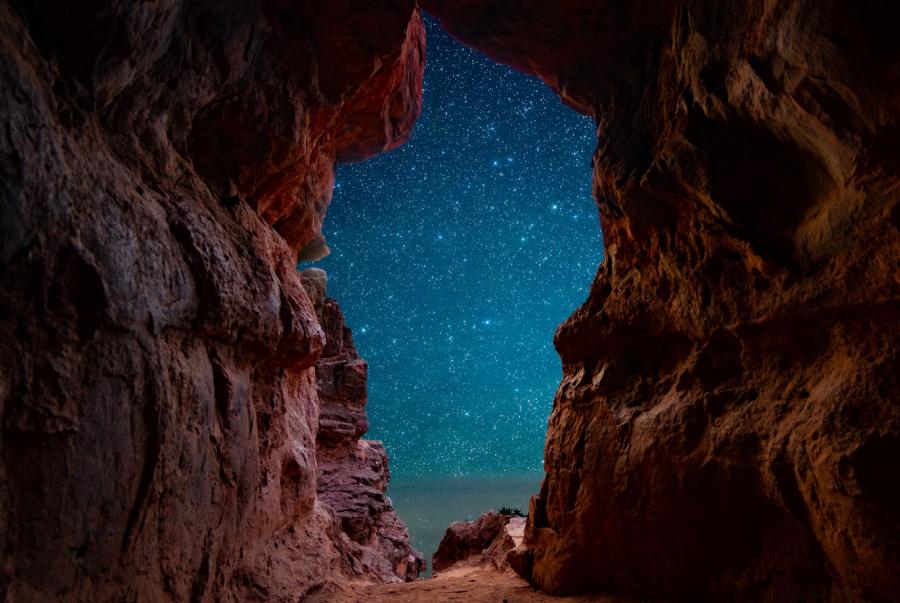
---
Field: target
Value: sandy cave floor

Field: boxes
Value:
[315,566,634,602]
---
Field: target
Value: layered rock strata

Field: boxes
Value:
[302,269,425,582]
[424,1,900,601]
[0,1,423,600]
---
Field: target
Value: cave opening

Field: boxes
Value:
[3,0,897,599]
[304,14,603,569]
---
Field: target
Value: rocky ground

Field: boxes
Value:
[322,510,633,603]
[299,566,630,602]
[357,566,628,603]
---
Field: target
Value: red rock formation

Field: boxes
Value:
[432,511,525,574]
[3,0,898,601]
[0,1,422,600]
[424,1,900,601]
[302,269,425,582]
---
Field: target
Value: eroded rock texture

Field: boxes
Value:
[432,511,525,574]
[302,269,425,583]
[425,1,900,600]
[0,1,423,600]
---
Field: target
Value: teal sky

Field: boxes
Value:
[307,15,602,476]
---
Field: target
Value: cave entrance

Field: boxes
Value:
[305,14,602,568]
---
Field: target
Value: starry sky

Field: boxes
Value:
[308,15,602,477]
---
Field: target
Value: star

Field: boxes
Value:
[305,13,602,478]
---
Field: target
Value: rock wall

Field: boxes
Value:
[424,1,900,601]
[0,1,423,600]
[302,269,425,583]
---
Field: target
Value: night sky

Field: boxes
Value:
[308,15,602,476]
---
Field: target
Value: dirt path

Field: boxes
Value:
[318,566,632,602]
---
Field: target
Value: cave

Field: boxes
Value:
[1,1,898,602]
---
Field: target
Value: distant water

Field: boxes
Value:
[387,472,543,576]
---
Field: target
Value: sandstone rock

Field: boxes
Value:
[433,511,526,574]
[300,268,328,319]
[424,1,900,600]
[0,1,423,600]
[305,274,425,582]
[3,0,898,601]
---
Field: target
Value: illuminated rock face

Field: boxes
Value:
[423,1,900,600]
[0,1,422,600]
